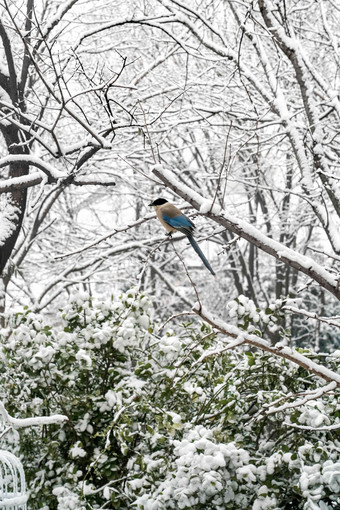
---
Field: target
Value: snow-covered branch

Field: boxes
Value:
[0,155,66,182]
[261,381,337,416]
[0,401,68,428]
[0,172,44,192]
[0,168,117,193]
[282,421,340,431]
[152,165,340,300]
[191,303,340,386]
[284,305,340,329]
[72,176,116,186]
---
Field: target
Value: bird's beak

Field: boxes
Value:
[148,202,154,207]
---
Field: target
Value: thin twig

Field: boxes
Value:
[138,99,157,164]
[159,311,196,331]
[118,155,163,185]
[211,122,232,211]
[170,236,202,310]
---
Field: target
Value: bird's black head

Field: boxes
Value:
[149,198,168,206]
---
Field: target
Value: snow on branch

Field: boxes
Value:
[284,305,340,329]
[0,155,66,182]
[40,0,79,41]
[0,166,117,193]
[0,172,44,192]
[282,421,340,431]
[191,303,340,386]
[152,165,340,300]
[0,401,68,428]
[72,175,116,186]
[262,381,337,415]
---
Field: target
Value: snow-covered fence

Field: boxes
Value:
[0,450,27,510]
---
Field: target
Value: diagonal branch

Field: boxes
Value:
[152,164,340,300]
[192,303,340,386]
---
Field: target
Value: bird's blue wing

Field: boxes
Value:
[162,213,195,236]
[162,214,193,228]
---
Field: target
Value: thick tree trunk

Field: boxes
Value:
[0,162,29,276]
[0,16,30,296]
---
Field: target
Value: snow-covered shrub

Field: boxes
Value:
[134,425,254,509]
[227,294,290,339]
[0,290,339,509]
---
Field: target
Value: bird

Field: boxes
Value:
[149,198,215,276]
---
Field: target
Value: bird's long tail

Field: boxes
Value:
[188,236,215,276]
